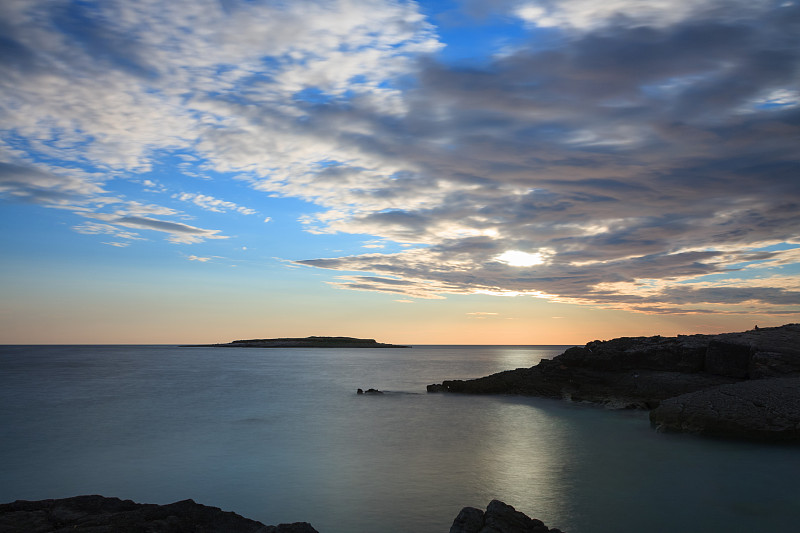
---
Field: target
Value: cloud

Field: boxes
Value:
[73,222,144,241]
[80,213,228,244]
[467,312,500,319]
[513,0,780,31]
[288,0,800,315]
[1,0,440,243]
[0,161,106,203]
[174,192,257,215]
[112,216,228,244]
[2,0,799,316]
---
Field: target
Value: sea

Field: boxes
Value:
[1,345,798,533]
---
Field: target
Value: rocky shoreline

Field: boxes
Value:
[427,324,800,442]
[0,495,317,532]
[183,336,410,348]
[0,496,557,533]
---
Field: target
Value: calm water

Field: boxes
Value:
[1,345,798,532]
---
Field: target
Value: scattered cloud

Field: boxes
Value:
[2,0,798,316]
[512,0,779,31]
[467,312,501,319]
[173,192,257,216]
[86,214,229,244]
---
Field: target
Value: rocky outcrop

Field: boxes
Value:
[1,496,562,533]
[450,500,563,533]
[185,336,409,348]
[428,324,800,441]
[0,495,318,533]
[650,377,800,442]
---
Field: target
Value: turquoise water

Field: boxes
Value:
[1,345,798,532]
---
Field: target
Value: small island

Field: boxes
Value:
[184,336,410,348]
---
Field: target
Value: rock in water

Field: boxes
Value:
[449,500,563,533]
[450,506,486,533]
[0,495,319,533]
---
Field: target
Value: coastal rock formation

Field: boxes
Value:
[428,324,800,441]
[0,495,318,533]
[450,500,563,533]
[650,377,800,442]
[185,336,410,348]
[1,496,561,533]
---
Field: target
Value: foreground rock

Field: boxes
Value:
[185,336,409,348]
[650,377,800,442]
[0,495,318,532]
[428,324,800,442]
[450,500,563,533]
[1,496,560,533]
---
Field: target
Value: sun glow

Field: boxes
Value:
[495,250,546,267]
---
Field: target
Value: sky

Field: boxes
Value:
[1,0,798,344]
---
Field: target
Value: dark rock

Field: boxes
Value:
[558,335,708,373]
[650,377,800,442]
[749,350,800,379]
[357,388,383,394]
[0,495,319,533]
[449,506,485,533]
[705,340,752,378]
[428,362,738,408]
[449,500,562,533]
[427,324,800,442]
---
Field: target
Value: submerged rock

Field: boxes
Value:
[450,500,563,533]
[0,495,318,533]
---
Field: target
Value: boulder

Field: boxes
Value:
[0,495,318,533]
[449,506,486,533]
[449,500,563,533]
[650,377,800,442]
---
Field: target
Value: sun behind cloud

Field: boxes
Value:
[495,250,547,267]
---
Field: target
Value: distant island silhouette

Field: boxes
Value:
[183,336,410,348]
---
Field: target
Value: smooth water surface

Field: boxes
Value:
[1,345,799,532]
